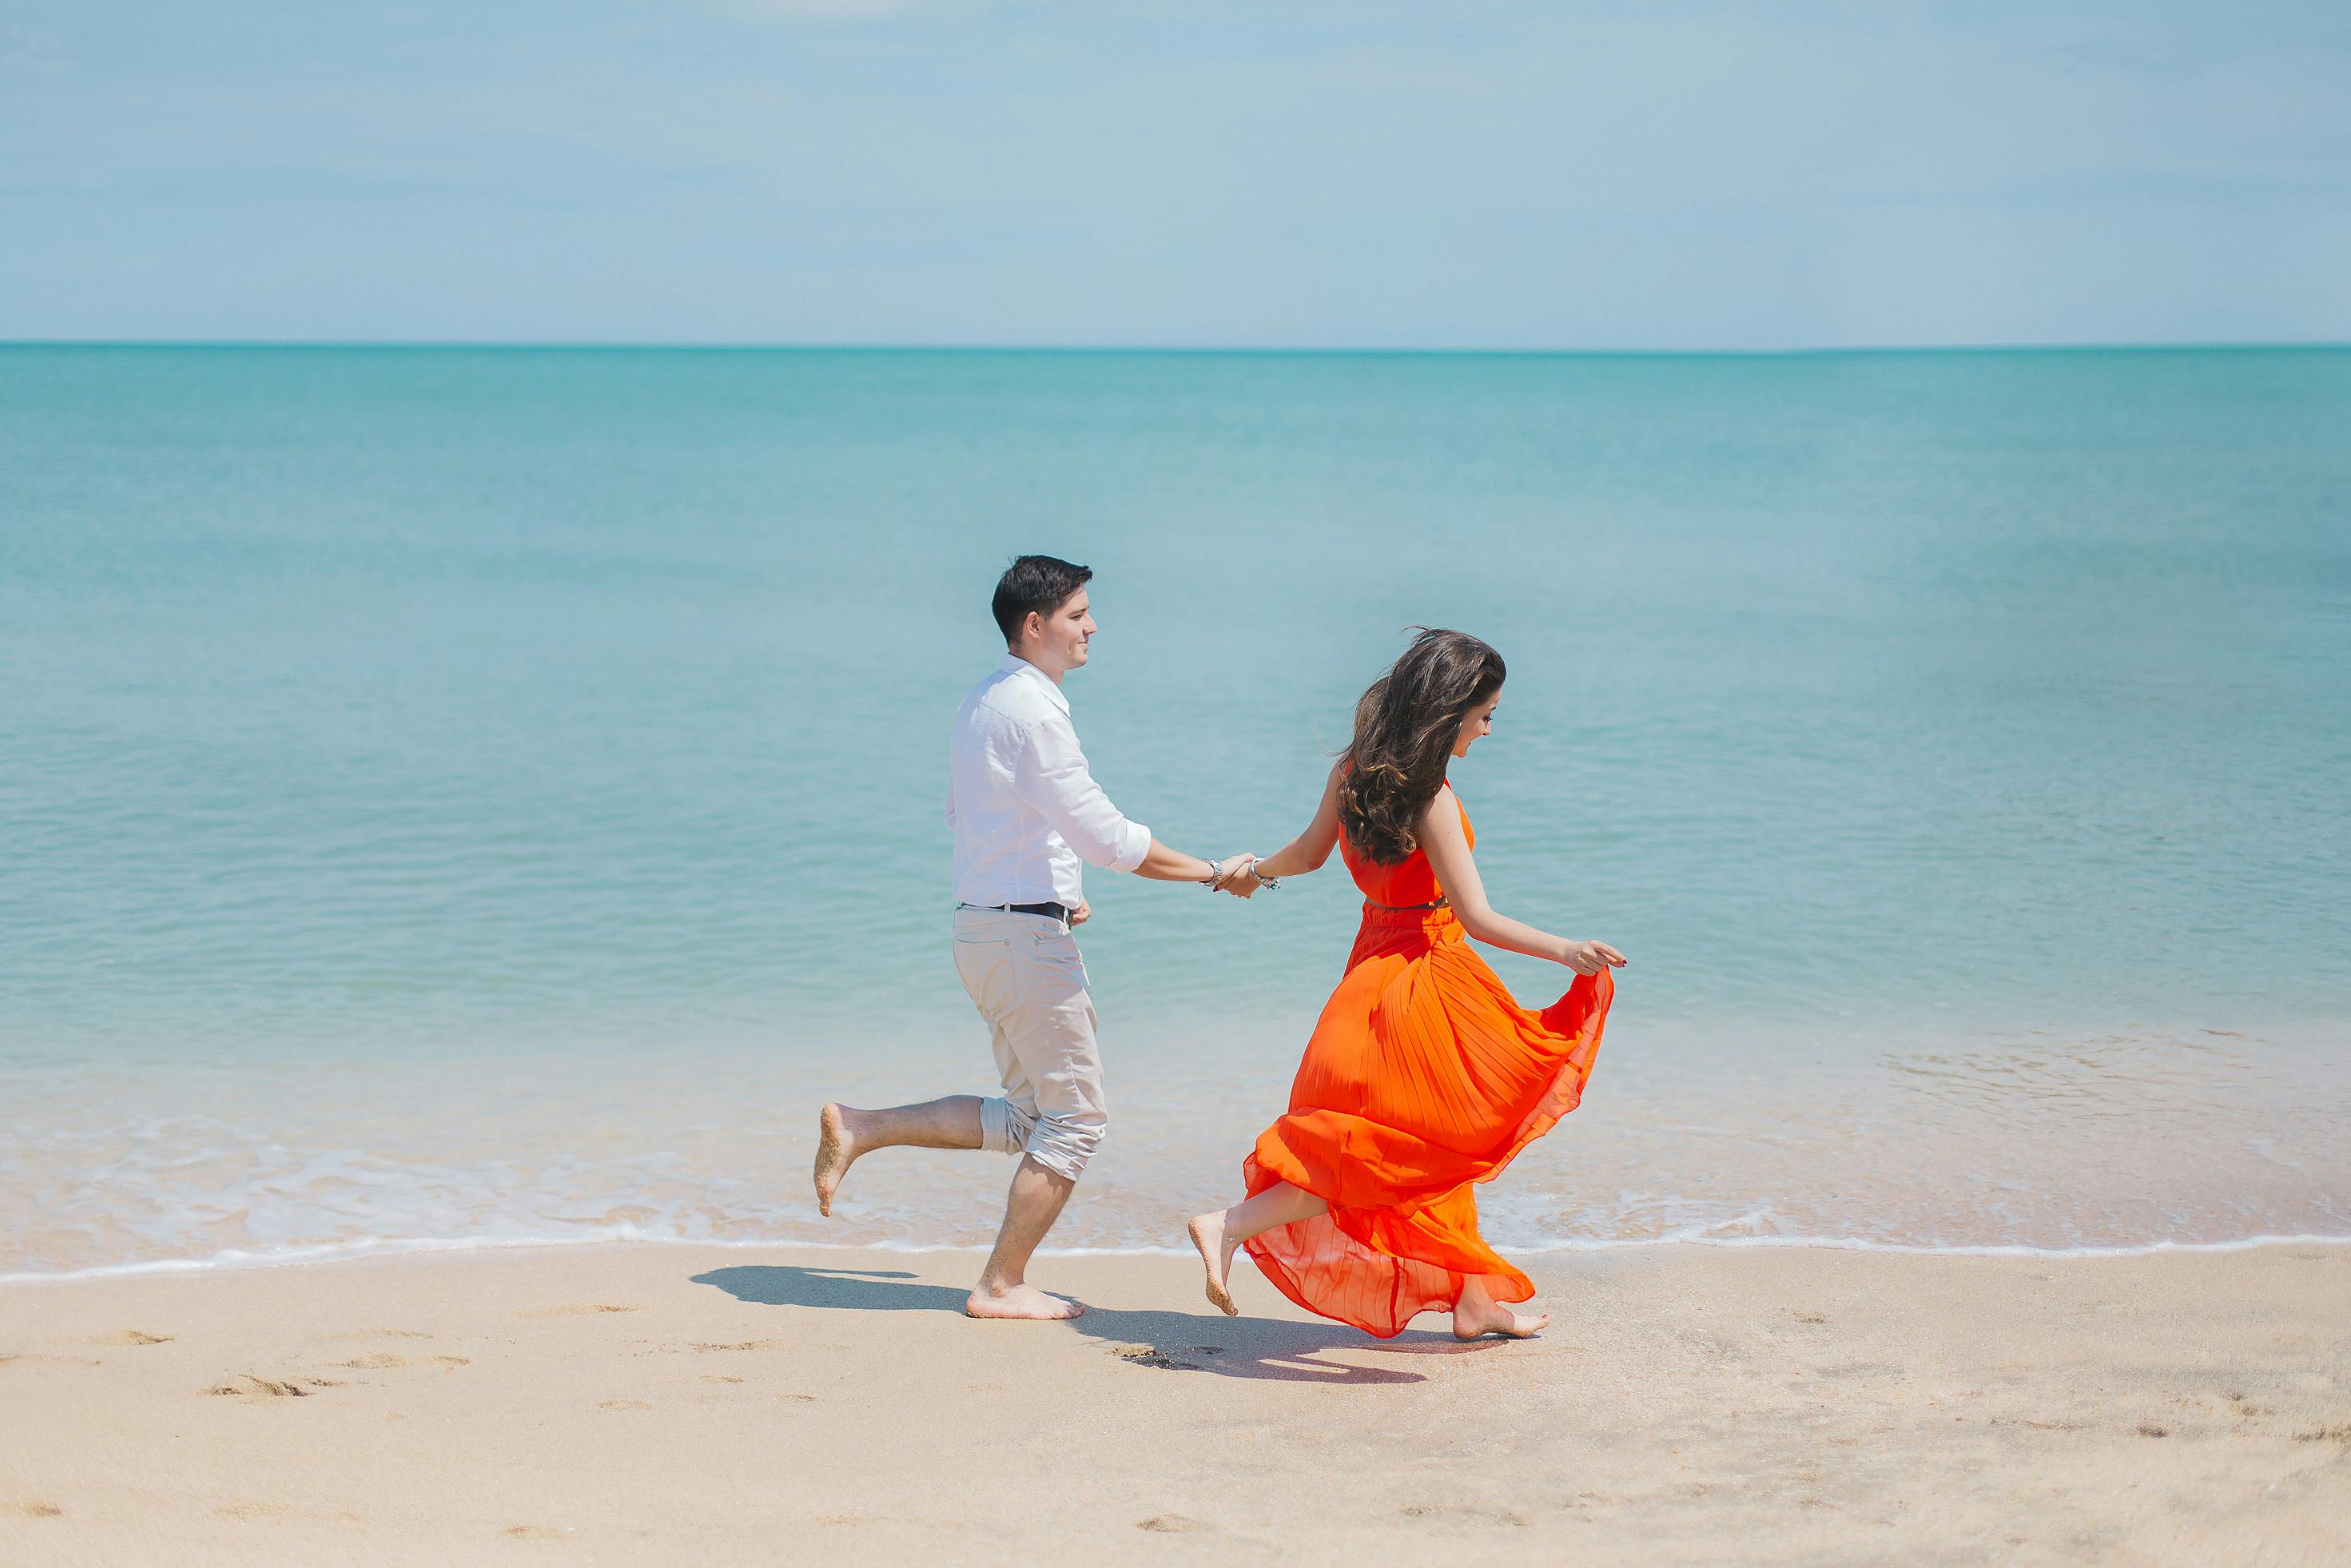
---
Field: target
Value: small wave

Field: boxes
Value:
[6,1226,2347,1288]
[1502,1228,2351,1260]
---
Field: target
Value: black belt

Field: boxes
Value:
[962,901,1072,922]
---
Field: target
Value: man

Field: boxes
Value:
[813,555,1258,1320]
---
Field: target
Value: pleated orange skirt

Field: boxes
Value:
[1241,904,1612,1337]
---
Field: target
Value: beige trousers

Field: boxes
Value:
[950,906,1107,1182]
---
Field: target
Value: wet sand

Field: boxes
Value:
[2,1240,2346,1565]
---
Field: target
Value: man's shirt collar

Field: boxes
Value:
[998,652,1071,714]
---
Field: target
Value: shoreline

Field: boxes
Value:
[4,1238,2345,1564]
[12,1018,2345,1282]
[10,1227,2351,1291]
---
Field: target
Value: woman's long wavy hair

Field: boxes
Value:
[1338,627,1506,865]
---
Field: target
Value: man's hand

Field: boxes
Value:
[1211,854,1263,899]
[1070,901,1091,926]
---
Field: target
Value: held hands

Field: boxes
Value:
[1208,854,1263,899]
[1558,940,1628,976]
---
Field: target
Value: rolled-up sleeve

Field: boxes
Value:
[1012,712,1150,873]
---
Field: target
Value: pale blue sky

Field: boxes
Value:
[3,2,2346,348]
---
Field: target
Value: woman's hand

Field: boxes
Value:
[1212,855,1263,899]
[1557,940,1627,975]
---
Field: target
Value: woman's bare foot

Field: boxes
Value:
[1453,1300,1549,1340]
[964,1283,1085,1320]
[813,1104,861,1216]
[1187,1211,1240,1316]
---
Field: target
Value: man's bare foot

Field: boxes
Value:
[813,1104,860,1217]
[964,1283,1084,1320]
[1453,1300,1549,1340]
[1187,1212,1239,1316]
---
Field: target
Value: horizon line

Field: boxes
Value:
[3,337,2346,356]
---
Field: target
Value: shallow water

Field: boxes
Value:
[3,346,2347,1276]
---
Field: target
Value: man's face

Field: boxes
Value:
[1025,589,1096,675]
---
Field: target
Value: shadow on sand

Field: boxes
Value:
[690,1263,1502,1385]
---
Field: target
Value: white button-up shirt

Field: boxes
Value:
[948,655,1151,909]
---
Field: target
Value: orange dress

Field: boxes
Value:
[1242,792,1613,1337]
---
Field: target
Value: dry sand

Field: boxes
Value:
[2,1240,2345,1566]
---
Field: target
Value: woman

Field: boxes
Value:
[1191,628,1625,1339]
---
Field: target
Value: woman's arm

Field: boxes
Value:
[1249,759,1347,882]
[1418,788,1625,975]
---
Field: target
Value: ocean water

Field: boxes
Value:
[3,345,2347,1279]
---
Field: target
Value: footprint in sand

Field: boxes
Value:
[597,1399,651,1411]
[698,1375,745,1385]
[2,1502,64,1519]
[1401,1502,1527,1528]
[97,1330,174,1346]
[340,1354,472,1371]
[503,1524,566,1539]
[1137,1515,1209,1534]
[1110,1343,1199,1371]
[526,1304,638,1318]
[206,1376,336,1399]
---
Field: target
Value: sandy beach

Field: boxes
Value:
[2,1240,2345,1566]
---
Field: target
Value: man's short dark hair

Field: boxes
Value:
[992,555,1092,647]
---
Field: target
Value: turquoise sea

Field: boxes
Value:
[4,345,2347,1277]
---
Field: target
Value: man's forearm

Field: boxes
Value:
[1132,837,1221,883]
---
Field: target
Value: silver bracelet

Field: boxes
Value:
[1199,856,1223,886]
